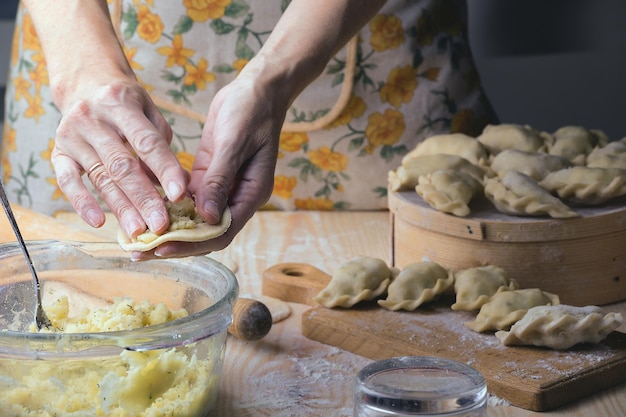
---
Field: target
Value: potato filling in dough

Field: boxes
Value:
[118,197,232,251]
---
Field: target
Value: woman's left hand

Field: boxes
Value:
[130,61,286,260]
[128,0,387,260]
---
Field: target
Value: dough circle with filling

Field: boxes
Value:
[118,201,232,251]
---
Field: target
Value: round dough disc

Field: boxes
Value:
[118,206,232,252]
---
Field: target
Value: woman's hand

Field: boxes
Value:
[23,0,188,238]
[129,0,387,259]
[130,63,284,260]
[51,75,188,239]
[24,0,385,260]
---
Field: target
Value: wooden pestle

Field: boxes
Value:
[228,297,273,341]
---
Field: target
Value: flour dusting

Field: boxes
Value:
[239,344,370,417]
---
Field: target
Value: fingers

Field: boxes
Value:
[189,84,279,225]
[133,168,274,260]
[91,166,166,237]
[117,101,187,202]
[130,124,278,260]
[52,153,106,228]
[100,87,186,203]
[129,201,243,261]
[53,83,186,236]
[52,146,161,237]
[55,123,167,235]
[187,94,233,224]
[138,148,276,260]
[93,135,169,232]
[191,158,235,224]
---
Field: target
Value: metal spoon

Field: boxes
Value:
[0,179,52,330]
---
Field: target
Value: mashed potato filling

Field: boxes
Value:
[0,297,223,417]
[117,197,232,252]
[136,197,203,244]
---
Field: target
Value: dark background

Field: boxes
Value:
[1,0,19,123]
[0,0,18,19]
[468,0,626,139]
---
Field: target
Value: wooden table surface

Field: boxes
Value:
[1,206,625,416]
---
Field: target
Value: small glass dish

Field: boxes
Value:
[0,240,238,417]
[354,356,487,416]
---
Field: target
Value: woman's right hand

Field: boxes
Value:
[22,0,188,238]
[50,74,189,239]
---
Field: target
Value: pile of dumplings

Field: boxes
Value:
[313,256,623,350]
[388,124,626,218]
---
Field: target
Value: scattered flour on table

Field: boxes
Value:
[233,300,623,414]
[235,335,514,415]
[487,394,510,407]
[238,344,370,417]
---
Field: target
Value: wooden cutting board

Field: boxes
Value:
[262,263,626,412]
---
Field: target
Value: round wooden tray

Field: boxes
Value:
[389,190,626,305]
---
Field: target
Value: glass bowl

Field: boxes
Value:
[0,240,238,417]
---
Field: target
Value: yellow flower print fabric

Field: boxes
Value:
[2,0,495,214]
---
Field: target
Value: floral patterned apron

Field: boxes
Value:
[2,0,496,215]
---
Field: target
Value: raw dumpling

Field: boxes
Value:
[451,265,519,311]
[401,133,489,166]
[548,126,608,165]
[313,256,398,308]
[378,262,454,311]
[415,169,483,217]
[539,166,626,205]
[388,154,486,191]
[466,288,560,333]
[118,197,232,251]
[586,141,626,169]
[496,305,623,350]
[484,171,579,218]
[490,149,571,181]
[476,124,547,155]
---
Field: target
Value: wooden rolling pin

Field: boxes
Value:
[228,297,273,341]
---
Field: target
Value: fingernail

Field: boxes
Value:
[203,200,220,222]
[126,218,145,237]
[149,211,168,231]
[86,209,103,227]
[166,181,184,200]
